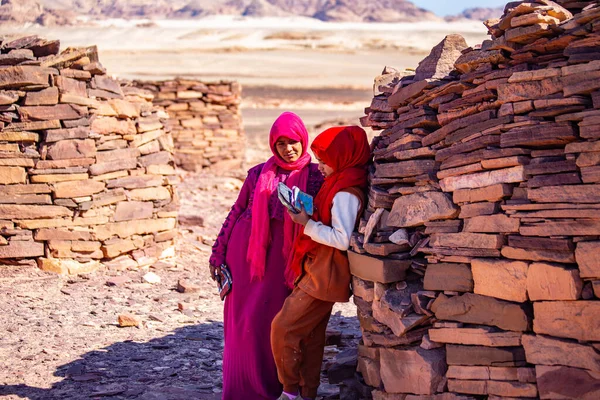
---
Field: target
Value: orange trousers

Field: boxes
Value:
[271,287,334,398]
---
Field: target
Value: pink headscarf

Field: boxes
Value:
[247,112,311,286]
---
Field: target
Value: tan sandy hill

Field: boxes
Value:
[26,0,440,23]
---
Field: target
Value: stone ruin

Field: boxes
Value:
[346,1,600,399]
[0,36,178,274]
[134,79,244,172]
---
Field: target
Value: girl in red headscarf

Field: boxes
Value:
[210,112,323,399]
[271,125,371,400]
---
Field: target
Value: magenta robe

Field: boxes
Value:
[210,162,323,400]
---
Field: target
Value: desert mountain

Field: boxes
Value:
[0,0,73,25]
[311,0,441,22]
[445,7,504,22]
[0,0,41,23]
[15,0,441,24]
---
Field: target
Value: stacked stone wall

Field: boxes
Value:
[351,1,600,399]
[0,36,178,274]
[133,79,243,172]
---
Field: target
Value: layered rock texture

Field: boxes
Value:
[134,79,244,171]
[0,35,178,274]
[352,1,600,398]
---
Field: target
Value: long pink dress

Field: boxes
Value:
[210,162,323,400]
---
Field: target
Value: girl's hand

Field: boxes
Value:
[209,264,218,281]
[287,205,311,226]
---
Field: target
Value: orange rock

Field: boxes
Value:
[380,347,446,395]
[431,293,530,332]
[0,66,49,90]
[526,262,582,300]
[176,279,201,293]
[0,166,26,185]
[117,314,140,327]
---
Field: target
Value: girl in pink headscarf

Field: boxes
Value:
[210,112,323,399]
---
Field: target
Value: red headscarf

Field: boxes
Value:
[247,112,311,285]
[287,125,371,282]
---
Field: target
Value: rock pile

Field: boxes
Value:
[133,79,243,172]
[353,1,600,398]
[0,35,178,274]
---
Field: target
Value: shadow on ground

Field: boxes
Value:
[0,322,224,400]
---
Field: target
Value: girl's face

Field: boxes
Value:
[275,136,303,163]
[316,157,334,177]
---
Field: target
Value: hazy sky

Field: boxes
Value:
[412,0,508,16]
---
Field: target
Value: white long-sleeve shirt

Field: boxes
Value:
[303,192,361,251]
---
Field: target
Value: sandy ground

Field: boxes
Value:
[0,171,361,399]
